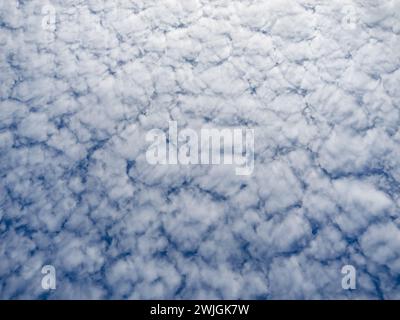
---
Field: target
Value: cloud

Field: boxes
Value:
[0,0,399,299]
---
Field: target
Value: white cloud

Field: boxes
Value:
[0,0,399,299]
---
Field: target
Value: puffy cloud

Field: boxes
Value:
[0,0,399,299]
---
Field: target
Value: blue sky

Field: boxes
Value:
[1,0,400,299]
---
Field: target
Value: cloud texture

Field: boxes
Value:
[1,0,400,299]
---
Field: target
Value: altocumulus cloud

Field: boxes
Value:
[1,0,400,299]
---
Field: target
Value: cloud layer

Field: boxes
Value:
[1,0,400,299]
